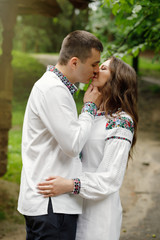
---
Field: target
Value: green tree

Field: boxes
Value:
[13,16,52,53]
[87,0,160,72]
[87,2,116,45]
[103,0,160,59]
[13,0,89,53]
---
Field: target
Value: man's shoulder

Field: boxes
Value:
[35,71,64,93]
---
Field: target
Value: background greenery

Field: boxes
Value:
[0,0,158,66]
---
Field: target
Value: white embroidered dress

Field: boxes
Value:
[76,111,134,240]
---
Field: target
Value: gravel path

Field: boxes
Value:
[31,53,59,66]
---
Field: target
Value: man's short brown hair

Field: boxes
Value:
[58,30,103,65]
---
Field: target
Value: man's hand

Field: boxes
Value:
[37,176,74,198]
[84,84,102,108]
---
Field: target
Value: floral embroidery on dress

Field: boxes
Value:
[105,136,131,144]
[106,116,134,133]
[96,111,105,116]
[81,102,97,117]
[47,65,77,95]
[79,152,82,161]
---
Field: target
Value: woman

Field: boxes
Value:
[37,56,138,240]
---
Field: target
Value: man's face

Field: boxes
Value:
[75,48,101,84]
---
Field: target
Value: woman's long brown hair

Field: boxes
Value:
[100,56,138,157]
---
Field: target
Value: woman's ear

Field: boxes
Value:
[68,57,79,69]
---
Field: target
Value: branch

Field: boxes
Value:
[113,13,151,52]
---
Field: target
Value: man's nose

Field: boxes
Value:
[93,72,99,79]
[93,65,99,73]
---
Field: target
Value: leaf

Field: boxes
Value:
[103,0,112,7]
[78,83,85,90]
[132,5,142,14]
[114,52,125,58]
[112,2,120,15]
[127,13,138,20]
[132,46,139,57]
[129,0,134,5]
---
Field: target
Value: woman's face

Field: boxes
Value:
[92,59,111,88]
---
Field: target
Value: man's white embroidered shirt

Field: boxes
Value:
[18,69,95,216]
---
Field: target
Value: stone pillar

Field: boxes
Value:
[0,0,17,176]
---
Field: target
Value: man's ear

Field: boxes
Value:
[69,57,79,69]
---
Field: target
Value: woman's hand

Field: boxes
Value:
[37,176,74,198]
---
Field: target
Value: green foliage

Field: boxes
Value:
[139,56,160,71]
[3,128,22,184]
[87,0,160,66]
[102,0,160,58]
[0,209,5,220]
[87,2,116,45]
[74,90,84,115]
[12,51,45,101]
[13,0,89,53]
[149,85,160,93]
[13,16,53,53]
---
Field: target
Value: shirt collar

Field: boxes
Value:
[46,65,77,96]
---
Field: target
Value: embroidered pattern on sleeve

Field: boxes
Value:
[81,102,97,117]
[72,178,81,194]
[105,136,131,144]
[106,116,134,133]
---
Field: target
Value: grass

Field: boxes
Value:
[1,51,160,184]
[139,57,160,71]
[0,181,25,227]
[12,51,46,102]
[0,208,5,220]
[149,85,160,93]
[122,55,160,77]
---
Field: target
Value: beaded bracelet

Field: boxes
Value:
[81,102,97,117]
[72,178,81,195]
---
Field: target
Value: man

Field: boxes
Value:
[18,30,103,240]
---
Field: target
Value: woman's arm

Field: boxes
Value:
[37,118,134,199]
[78,116,134,200]
[79,131,132,200]
[37,130,132,199]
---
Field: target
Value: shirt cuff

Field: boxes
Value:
[81,102,97,117]
[71,178,81,195]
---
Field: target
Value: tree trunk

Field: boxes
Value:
[132,55,139,73]
[0,0,17,176]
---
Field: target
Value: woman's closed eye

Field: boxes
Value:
[100,65,108,70]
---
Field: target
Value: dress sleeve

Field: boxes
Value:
[79,116,134,200]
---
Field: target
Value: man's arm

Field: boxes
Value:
[36,84,101,157]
